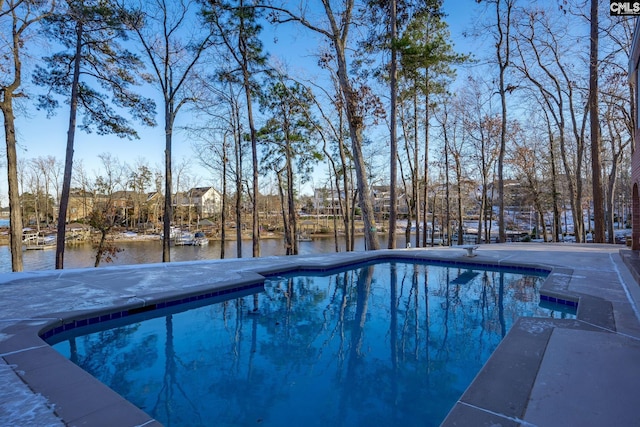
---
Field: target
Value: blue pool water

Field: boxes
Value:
[48,261,572,426]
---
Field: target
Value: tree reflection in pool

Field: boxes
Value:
[49,261,573,427]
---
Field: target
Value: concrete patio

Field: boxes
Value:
[1,243,639,426]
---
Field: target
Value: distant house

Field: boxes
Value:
[312,186,401,217]
[96,190,153,226]
[64,189,163,226]
[312,188,347,215]
[145,192,163,224]
[175,187,222,217]
[110,191,136,218]
[372,185,391,214]
[67,189,94,222]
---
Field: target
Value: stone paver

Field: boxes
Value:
[525,328,640,426]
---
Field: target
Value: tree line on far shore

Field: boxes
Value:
[0,0,632,272]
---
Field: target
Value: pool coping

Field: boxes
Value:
[0,246,633,426]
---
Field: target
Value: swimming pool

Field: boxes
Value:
[47,260,572,426]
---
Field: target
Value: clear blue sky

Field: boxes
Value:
[0,1,480,206]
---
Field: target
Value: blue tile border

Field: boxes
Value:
[40,282,264,342]
[268,255,552,278]
[540,294,579,307]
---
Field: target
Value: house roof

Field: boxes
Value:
[111,190,135,199]
[188,187,221,198]
[69,189,94,197]
[146,192,162,201]
[189,187,211,197]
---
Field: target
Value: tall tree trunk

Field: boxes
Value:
[495,0,512,244]
[338,122,352,251]
[330,34,379,250]
[350,190,358,250]
[422,81,430,247]
[497,91,507,242]
[444,149,451,246]
[237,1,260,257]
[477,131,489,244]
[328,169,340,252]
[286,141,298,255]
[56,21,83,269]
[387,0,397,249]
[546,121,562,242]
[455,155,463,245]
[235,116,243,258]
[477,188,485,244]
[3,102,23,272]
[3,0,55,272]
[413,91,420,248]
[590,0,604,243]
[276,170,291,254]
[606,165,617,243]
[431,186,437,246]
[397,148,412,246]
[276,1,377,249]
[162,102,174,262]
[321,130,345,252]
[220,135,227,259]
[242,66,260,257]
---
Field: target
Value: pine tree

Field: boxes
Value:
[34,0,156,269]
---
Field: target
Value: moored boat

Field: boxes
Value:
[193,231,209,246]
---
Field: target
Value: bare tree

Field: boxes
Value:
[31,156,60,227]
[476,0,515,243]
[600,48,633,241]
[459,76,500,244]
[172,157,195,228]
[307,67,356,252]
[511,5,588,242]
[509,124,551,241]
[387,0,398,249]
[35,0,156,269]
[434,97,452,246]
[125,0,215,262]
[448,98,472,246]
[539,103,562,242]
[265,1,381,250]
[0,0,54,271]
[589,0,604,242]
[188,76,242,259]
[90,153,125,267]
[72,159,93,221]
[126,158,152,228]
[23,162,44,231]
[205,0,269,257]
[257,77,319,255]
[599,13,634,242]
[494,0,514,244]
[396,4,466,247]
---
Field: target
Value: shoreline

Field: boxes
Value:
[0,228,350,247]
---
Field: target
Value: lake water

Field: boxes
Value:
[0,234,415,273]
